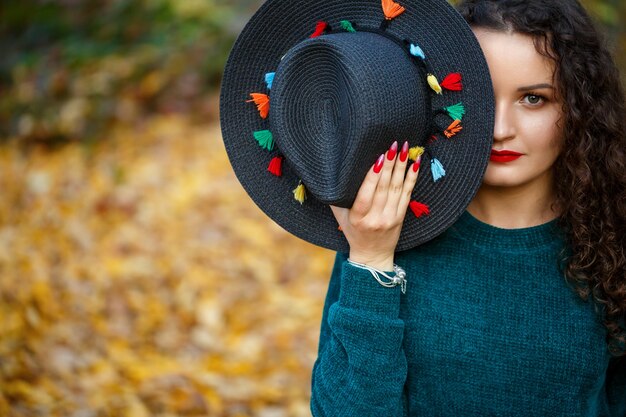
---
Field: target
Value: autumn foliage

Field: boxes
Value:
[0,118,334,416]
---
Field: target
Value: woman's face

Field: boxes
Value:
[473,29,564,191]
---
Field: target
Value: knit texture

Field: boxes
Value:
[311,211,626,416]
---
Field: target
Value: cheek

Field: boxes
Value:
[525,108,564,160]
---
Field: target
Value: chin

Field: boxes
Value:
[481,167,522,188]
[480,165,554,190]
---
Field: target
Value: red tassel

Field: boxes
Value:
[409,201,430,218]
[246,93,270,119]
[441,73,463,91]
[444,119,462,138]
[310,21,328,38]
[268,156,283,176]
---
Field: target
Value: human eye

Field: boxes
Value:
[521,92,546,106]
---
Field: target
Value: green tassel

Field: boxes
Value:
[443,102,465,121]
[253,130,274,151]
[340,20,356,33]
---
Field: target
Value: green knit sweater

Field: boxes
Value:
[311,211,626,416]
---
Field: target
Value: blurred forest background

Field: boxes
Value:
[0,0,624,416]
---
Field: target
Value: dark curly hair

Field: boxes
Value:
[457,0,626,356]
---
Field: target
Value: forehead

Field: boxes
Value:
[472,28,556,86]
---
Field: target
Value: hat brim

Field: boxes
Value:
[220,0,494,253]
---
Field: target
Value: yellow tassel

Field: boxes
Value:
[427,74,442,95]
[408,146,425,162]
[293,181,306,204]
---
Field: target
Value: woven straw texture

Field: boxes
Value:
[220,0,494,252]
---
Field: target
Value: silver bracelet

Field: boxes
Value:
[346,259,407,294]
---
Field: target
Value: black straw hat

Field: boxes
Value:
[220,0,494,252]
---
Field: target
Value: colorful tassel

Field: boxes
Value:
[431,158,446,182]
[340,20,356,32]
[293,181,306,204]
[310,21,328,38]
[444,119,463,138]
[382,0,406,20]
[408,146,425,162]
[409,43,426,59]
[265,72,275,90]
[441,73,463,91]
[268,156,283,176]
[253,130,274,151]
[443,102,465,121]
[246,93,270,119]
[427,74,442,95]
[409,201,431,218]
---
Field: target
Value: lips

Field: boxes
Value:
[490,149,522,163]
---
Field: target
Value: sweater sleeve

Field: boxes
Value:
[607,356,626,417]
[310,252,408,417]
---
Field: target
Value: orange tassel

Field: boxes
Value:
[246,93,270,119]
[268,156,283,176]
[441,73,463,91]
[444,119,462,138]
[382,0,405,20]
[409,201,430,218]
[310,21,328,38]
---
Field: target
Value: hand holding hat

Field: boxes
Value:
[220,0,494,252]
[330,139,422,270]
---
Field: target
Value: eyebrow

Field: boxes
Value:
[517,83,554,91]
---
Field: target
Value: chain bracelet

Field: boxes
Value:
[347,259,407,294]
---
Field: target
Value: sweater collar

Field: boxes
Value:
[448,210,564,252]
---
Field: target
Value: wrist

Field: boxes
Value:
[348,252,394,271]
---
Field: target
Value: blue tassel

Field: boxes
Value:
[431,158,446,182]
[265,72,275,90]
[410,43,426,60]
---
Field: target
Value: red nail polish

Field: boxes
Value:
[374,154,385,173]
[412,157,421,173]
[399,141,409,162]
[387,141,398,160]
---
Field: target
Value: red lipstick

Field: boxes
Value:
[490,149,522,163]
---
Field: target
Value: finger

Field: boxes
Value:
[397,156,422,216]
[385,141,410,211]
[350,153,385,216]
[370,141,399,213]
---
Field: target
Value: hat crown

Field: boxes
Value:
[270,31,430,207]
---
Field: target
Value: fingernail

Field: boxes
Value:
[374,154,385,173]
[399,141,409,162]
[412,156,421,173]
[387,141,398,161]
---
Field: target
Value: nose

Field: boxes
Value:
[493,100,515,143]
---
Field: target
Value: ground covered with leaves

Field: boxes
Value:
[0,117,334,416]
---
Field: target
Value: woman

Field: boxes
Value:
[312,0,626,415]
